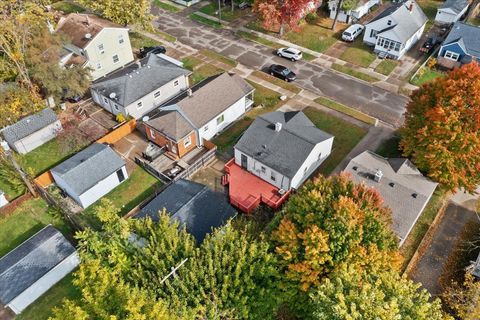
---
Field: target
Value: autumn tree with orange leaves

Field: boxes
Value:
[400,62,480,192]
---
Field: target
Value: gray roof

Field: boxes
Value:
[344,151,438,245]
[440,0,469,14]
[135,179,237,243]
[51,143,125,196]
[2,108,58,146]
[0,225,76,304]
[91,54,191,107]
[370,1,428,43]
[442,22,480,58]
[235,111,333,179]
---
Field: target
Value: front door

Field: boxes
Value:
[241,154,248,169]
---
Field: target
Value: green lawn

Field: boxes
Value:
[0,197,72,257]
[314,97,377,125]
[198,3,248,22]
[303,107,368,175]
[17,273,80,320]
[199,49,237,67]
[283,17,339,53]
[153,0,181,12]
[410,67,444,86]
[182,56,204,71]
[51,1,85,13]
[417,0,441,20]
[192,63,224,85]
[340,40,376,67]
[190,13,222,28]
[0,165,25,201]
[332,63,380,83]
[130,32,163,50]
[374,59,399,76]
[251,71,302,94]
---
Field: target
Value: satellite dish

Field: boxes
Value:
[85,33,92,39]
[142,116,150,122]
[109,92,116,99]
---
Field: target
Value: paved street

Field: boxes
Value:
[153,7,409,127]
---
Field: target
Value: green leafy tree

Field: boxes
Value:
[443,273,480,320]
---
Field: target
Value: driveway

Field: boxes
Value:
[153,7,409,127]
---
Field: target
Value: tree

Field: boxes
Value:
[443,273,480,320]
[331,0,359,30]
[0,84,43,127]
[77,0,154,30]
[399,62,480,192]
[253,0,314,36]
[311,266,451,320]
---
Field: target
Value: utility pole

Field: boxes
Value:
[218,0,222,24]
[1,141,37,197]
[160,258,188,284]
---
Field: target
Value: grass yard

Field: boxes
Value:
[0,197,72,257]
[374,59,399,76]
[410,67,444,86]
[251,71,302,94]
[182,56,204,71]
[283,16,339,53]
[190,13,222,28]
[130,32,162,50]
[154,30,177,43]
[51,1,85,13]
[17,273,80,320]
[468,15,480,26]
[314,96,377,125]
[417,0,441,20]
[153,0,181,13]
[332,63,380,83]
[303,107,368,175]
[192,63,224,84]
[0,173,24,201]
[199,49,237,67]
[198,3,248,22]
[340,40,376,67]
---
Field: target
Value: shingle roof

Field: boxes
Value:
[369,1,428,43]
[91,54,191,107]
[51,143,125,196]
[135,179,237,243]
[146,110,195,141]
[442,22,480,58]
[0,225,76,304]
[2,108,59,146]
[440,0,469,14]
[344,151,438,245]
[235,111,333,179]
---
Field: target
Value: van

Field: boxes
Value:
[342,24,365,42]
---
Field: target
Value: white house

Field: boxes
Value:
[144,72,255,158]
[435,0,469,25]
[328,0,381,24]
[56,13,134,80]
[363,0,427,59]
[0,225,79,314]
[51,143,128,208]
[91,54,192,120]
[1,108,62,155]
[233,111,334,191]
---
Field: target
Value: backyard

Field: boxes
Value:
[410,66,444,86]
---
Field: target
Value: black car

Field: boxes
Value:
[268,64,296,82]
[419,36,438,54]
[139,46,167,58]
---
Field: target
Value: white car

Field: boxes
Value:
[342,24,365,42]
[276,47,303,61]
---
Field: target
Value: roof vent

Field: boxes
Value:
[352,166,358,171]
[262,144,267,149]
[109,92,116,99]
[387,20,392,25]
[412,193,418,198]
[275,122,282,132]
[373,169,383,182]
[389,182,395,187]
[85,33,92,39]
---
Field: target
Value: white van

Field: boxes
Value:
[342,24,365,42]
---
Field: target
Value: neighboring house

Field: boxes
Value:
[1,108,62,155]
[51,143,128,208]
[435,0,469,25]
[55,13,134,80]
[0,225,79,314]
[344,151,438,246]
[363,0,428,59]
[437,22,480,69]
[91,54,191,119]
[469,251,480,278]
[144,73,254,158]
[328,0,381,24]
[0,190,8,208]
[134,179,237,243]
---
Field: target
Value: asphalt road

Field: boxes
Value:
[153,7,409,127]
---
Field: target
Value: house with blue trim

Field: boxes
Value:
[438,22,480,69]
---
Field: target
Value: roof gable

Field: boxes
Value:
[2,108,58,145]
[442,22,480,58]
[440,0,469,14]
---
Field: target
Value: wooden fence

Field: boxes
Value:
[97,119,137,145]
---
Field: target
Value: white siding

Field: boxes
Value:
[199,97,247,141]
[12,120,62,154]
[7,253,80,315]
[435,6,468,24]
[51,172,83,205]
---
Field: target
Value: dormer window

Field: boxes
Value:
[118,35,124,44]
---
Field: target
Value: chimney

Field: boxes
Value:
[274,122,282,132]
[187,88,193,97]
[373,169,383,182]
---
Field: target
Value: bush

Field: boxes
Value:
[116,113,126,123]
[305,12,318,24]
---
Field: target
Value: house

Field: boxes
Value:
[91,54,191,119]
[0,190,8,208]
[1,108,62,154]
[51,143,128,208]
[437,22,480,69]
[0,225,79,314]
[328,0,381,24]
[344,151,438,246]
[144,73,254,158]
[435,0,469,25]
[225,111,334,213]
[134,179,236,243]
[55,13,134,80]
[363,0,427,59]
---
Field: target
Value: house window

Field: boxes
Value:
[116,169,125,183]
[96,63,102,70]
[114,104,119,111]
[103,97,109,104]
[154,91,161,99]
[445,50,460,61]
[370,30,377,38]
[174,80,179,86]
[98,44,105,54]
[137,101,143,109]
[184,135,192,148]
[112,54,120,63]
[261,166,266,174]
[203,125,209,132]
[271,172,276,181]
[118,35,124,44]
[216,114,225,126]
[394,42,401,51]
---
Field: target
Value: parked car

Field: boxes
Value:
[139,46,166,58]
[419,36,439,54]
[342,24,364,42]
[276,47,303,61]
[268,64,297,82]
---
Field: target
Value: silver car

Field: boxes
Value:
[276,47,303,61]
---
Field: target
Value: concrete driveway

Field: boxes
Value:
[153,7,409,127]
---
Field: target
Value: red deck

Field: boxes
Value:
[224,159,290,213]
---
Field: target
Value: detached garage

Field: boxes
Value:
[0,225,79,315]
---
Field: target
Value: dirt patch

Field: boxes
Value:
[78,118,108,141]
